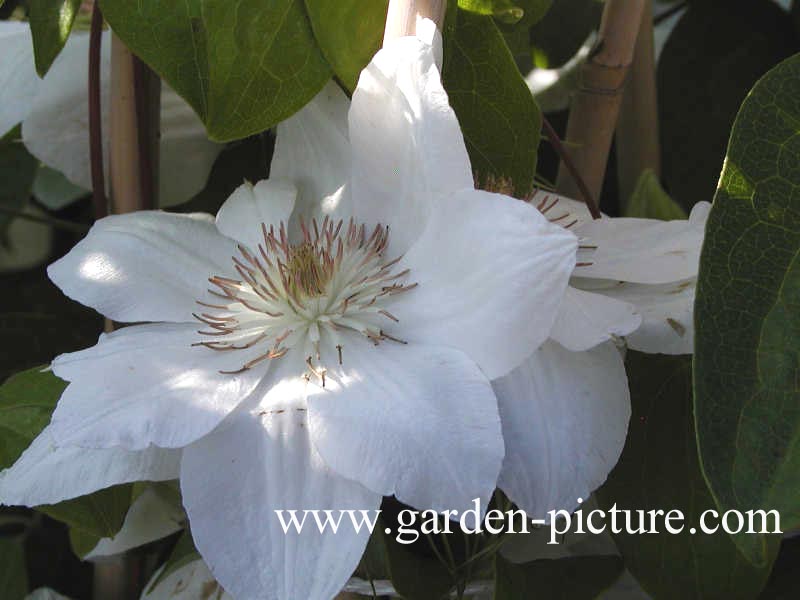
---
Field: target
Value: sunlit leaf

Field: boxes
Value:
[305,0,388,91]
[28,0,82,76]
[443,8,542,197]
[99,0,331,141]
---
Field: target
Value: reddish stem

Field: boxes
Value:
[542,116,602,219]
[88,2,107,220]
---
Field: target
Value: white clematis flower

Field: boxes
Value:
[1,24,578,600]
[0,21,221,207]
[493,191,710,520]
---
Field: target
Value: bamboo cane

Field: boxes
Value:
[615,0,660,206]
[555,0,646,204]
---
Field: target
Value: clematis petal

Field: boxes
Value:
[573,203,710,284]
[532,190,596,229]
[348,34,473,255]
[550,287,641,352]
[21,31,221,206]
[215,179,297,250]
[492,340,630,520]
[142,560,232,600]
[181,396,380,600]
[85,486,184,560]
[574,276,696,354]
[48,211,236,324]
[395,189,578,380]
[0,22,37,136]
[48,324,267,450]
[158,84,224,207]
[0,424,179,507]
[307,337,504,514]
[271,81,352,224]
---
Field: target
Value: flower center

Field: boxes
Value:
[194,217,416,382]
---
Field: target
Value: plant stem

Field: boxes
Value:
[0,206,88,234]
[88,1,107,220]
[109,34,160,214]
[555,0,646,204]
[542,117,601,218]
[615,0,660,205]
[383,0,447,42]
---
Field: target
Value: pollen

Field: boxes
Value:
[194,217,417,380]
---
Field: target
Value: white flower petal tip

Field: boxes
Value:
[0,22,37,137]
[48,324,266,451]
[0,424,179,508]
[550,287,642,352]
[216,178,297,250]
[413,17,443,64]
[574,209,708,285]
[85,486,184,560]
[493,341,630,521]
[349,32,473,256]
[182,399,381,600]
[584,278,698,355]
[307,339,504,514]
[47,211,237,324]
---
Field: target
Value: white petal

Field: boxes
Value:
[142,560,232,600]
[493,341,630,520]
[308,337,504,514]
[348,36,473,255]
[550,287,641,352]
[395,189,578,379]
[21,32,219,207]
[85,486,183,560]
[532,190,596,229]
[0,424,179,507]
[158,84,223,207]
[0,22,38,136]
[575,277,696,355]
[49,324,267,450]
[22,32,107,191]
[47,211,236,324]
[215,179,296,250]
[181,396,380,600]
[271,81,351,224]
[574,212,707,284]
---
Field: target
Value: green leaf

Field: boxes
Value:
[658,0,798,211]
[443,9,542,197]
[98,0,332,142]
[494,0,553,72]
[0,127,39,242]
[304,0,388,91]
[0,538,27,600]
[0,367,65,471]
[598,352,778,598]
[146,529,200,595]
[28,0,82,77]
[38,484,133,540]
[694,52,800,566]
[458,0,525,24]
[624,168,688,220]
[494,554,623,599]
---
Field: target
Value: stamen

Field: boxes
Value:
[195,218,417,376]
